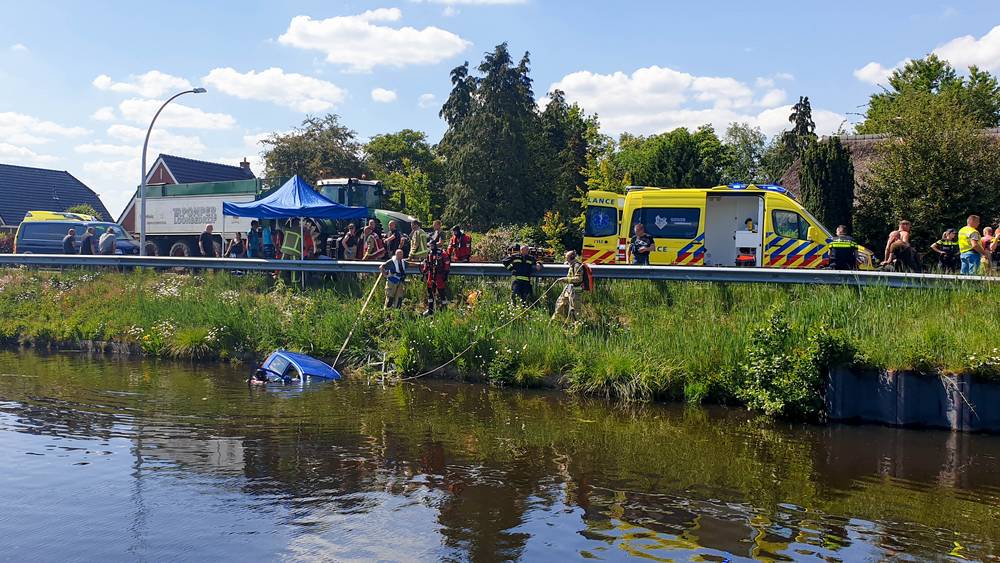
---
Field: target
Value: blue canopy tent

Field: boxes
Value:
[223,175,368,287]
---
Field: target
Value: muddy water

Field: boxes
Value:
[0,351,998,562]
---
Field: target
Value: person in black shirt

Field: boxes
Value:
[62,228,77,254]
[199,224,217,258]
[629,223,653,265]
[385,220,402,254]
[502,244,542,306]
[79,227,96,255]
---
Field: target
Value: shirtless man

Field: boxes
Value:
[882,220,912,265]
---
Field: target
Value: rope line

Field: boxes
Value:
[397,278,562,382]
[333,272,384,369]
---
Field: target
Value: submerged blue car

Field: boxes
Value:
[254,350,342,383]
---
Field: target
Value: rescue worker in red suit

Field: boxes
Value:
[447,225,473,263]
[421,239,451,316]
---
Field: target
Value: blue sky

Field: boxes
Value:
[2,0,1000,216]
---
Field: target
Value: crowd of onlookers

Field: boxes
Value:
[880,215,999,275]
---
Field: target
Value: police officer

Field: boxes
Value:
[502,244,542,306]
[828,225,858,270]
[931,229,960,273]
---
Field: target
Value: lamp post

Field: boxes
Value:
[138,87,207,255]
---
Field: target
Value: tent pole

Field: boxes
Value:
[300,217,305,290]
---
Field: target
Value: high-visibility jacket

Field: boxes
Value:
[936,239,960,257]
[959,226,980,254]
[829,236,858,270]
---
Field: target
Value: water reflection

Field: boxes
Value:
[0,351,998,562]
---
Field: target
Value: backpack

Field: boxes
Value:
[580,262,594,292]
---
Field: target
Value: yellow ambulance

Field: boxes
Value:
[581,190,625,264]
[583,183,874,269]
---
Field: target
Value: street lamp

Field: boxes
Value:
[138,87,207,255]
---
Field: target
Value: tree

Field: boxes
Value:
[798,137,854,232]
[782,96,817,155]
[857,54,1000,133]
[609,126,725,188]
[386,162,433,224]
[539,90,591,220]
[853,91,1000,250]
[364,130,446,217]
[721,122,767,183]
[262,114,367,185]
[440,43,543,228]
[65,204,103,220]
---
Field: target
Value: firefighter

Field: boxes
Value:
[502,244,542,306]
[552,250,583,323]
[828,225,858,270]
[931,229,960,273]
[421,239,451,316]
[447,225,473,263]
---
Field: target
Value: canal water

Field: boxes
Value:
[0,352,998,562]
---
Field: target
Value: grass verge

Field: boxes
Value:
[1,267,998,419]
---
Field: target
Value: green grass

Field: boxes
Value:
[1,267,999,419]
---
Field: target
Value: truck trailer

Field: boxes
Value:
[119,177,415,257]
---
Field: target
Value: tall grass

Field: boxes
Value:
[1,268,998,417]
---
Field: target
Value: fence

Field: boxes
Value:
[0,254,993,288]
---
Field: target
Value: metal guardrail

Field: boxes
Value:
[0,254,993,288]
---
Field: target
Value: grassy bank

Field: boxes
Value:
[1,268,998,418]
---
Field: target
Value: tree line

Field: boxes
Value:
[261,45,1000,256]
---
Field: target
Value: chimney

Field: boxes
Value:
[239,158,251,170]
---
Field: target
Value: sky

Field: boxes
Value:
[3,0,1000,218]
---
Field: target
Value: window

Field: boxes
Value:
[585,206,618,237]
[22,222,78,241]
[632,207,700,239]
[772,210,810,240]
[90,223,133,241]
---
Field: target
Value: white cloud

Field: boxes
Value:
[74,142,137,157]
[371,88,398,103]
[203,67,346,112]
[774,72,794,81]
[418,93,437,108]
[278,9,470,72]
[443,6,458,16]
[0,143,57,165]
[757,89,787,108]
[0,112,89,145]
[92,70,193,98]
[854,24,1000,85]
[935,24,1000,71]
[118,98,234,129]
[10,43,28,52]
[106,124,206,154]
[853,61,899,85]
[549,66,844,137]
[91,106,116,121]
